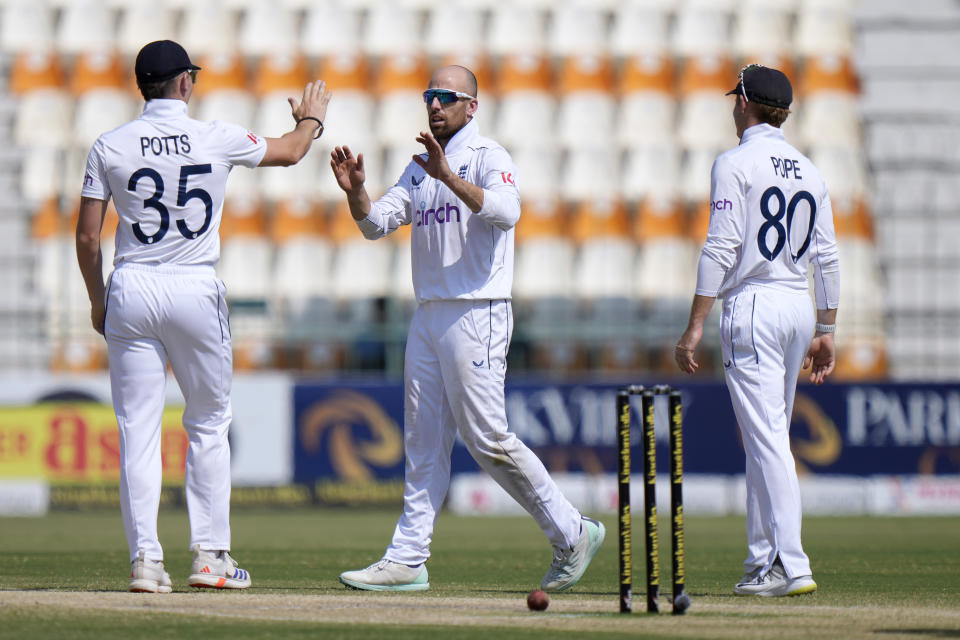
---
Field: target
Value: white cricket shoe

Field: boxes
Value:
[736,565,765,588]
[734,559,817,597]
[187,546,252,590]
[541,516,606,592]
[339,559,429,592]
[129,551,173,593]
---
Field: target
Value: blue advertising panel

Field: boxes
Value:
[292,381,960,483]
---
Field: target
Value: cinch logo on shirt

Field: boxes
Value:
[415,202,461,227]
[711,198,733,212]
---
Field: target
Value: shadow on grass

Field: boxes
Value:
[875,631,960,638]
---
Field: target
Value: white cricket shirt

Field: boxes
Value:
[357,118,521,302]
[696,124,840,309]
[81,99,266,266]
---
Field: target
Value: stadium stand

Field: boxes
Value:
[0,0,951,379]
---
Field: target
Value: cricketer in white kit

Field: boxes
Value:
[676,65,839,597]
[76,40,331,593]
[330,65,605,592]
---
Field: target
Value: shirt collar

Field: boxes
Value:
[740,123,785,145]
[443,117,479,155]
[141,98,189,120]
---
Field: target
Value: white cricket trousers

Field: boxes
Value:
[104,263,233,563]
[720,284,814,579]
[385,299,581,565]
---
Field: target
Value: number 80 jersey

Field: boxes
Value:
[696,123,839,310]
[81,99,266,266]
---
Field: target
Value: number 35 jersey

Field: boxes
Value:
[696,123,839,310]
[81,99,266,266]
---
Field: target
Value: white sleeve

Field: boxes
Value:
[810,190,840,309]
[696,155,745,297]
[81,138,111,201]
[359,166,414,240]
[475,146,521,230]
[213,121,267,168]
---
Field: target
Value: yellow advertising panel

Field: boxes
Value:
[0,404,187,484]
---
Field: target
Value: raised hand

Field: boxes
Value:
[412,131,454,182]
[288,80,332,126]
[330,146,366,194]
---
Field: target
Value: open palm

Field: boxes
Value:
[330,146,365,193]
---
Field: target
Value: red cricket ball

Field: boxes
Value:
[527,589,550,611]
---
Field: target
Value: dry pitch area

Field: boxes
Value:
[3,590,960,639]
[1,511,958,639]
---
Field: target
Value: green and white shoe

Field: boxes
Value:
[541,516,606,592]
[339,559,429,592]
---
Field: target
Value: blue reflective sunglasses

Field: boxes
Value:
[423,89,475,105]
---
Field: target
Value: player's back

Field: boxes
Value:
[83,99,265,267]
[709,123,834,298]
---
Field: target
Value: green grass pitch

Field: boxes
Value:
[1,508,958,639]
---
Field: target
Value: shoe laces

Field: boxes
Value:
[550,546,573,570]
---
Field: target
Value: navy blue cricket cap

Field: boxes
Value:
[135,40,201,84]
[725,64,792,109]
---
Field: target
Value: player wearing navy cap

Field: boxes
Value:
[76,40,331,592]
[675,64,839,596]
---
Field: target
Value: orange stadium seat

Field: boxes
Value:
[834,338,889,381]
[329,201,394,301]
[493,54,555,149]
[313,55,377,199]
[678,55,741,150]
[271,197,334,302]
[513,198,575,300]
[616,55,677,149]
[797,56,861,148]
[194,54,256,129]
[11,53,73,149]
[556,55,616,151]
[374,54,430,147]
[570,199,635,301]
[633,197,699,304]
[71,53,137,150]
[10,51,63,94]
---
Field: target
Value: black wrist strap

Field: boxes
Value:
[297,116,324,139]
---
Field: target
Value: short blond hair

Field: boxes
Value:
[752,102,791,128]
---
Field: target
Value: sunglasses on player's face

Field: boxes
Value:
[188,69,198,84]
[423,89,475,105]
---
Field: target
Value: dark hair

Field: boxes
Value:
[138,75,180,101]
[752,102,791,128]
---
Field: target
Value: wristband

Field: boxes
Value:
[297,116,324,139]
[815,323,836,334]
